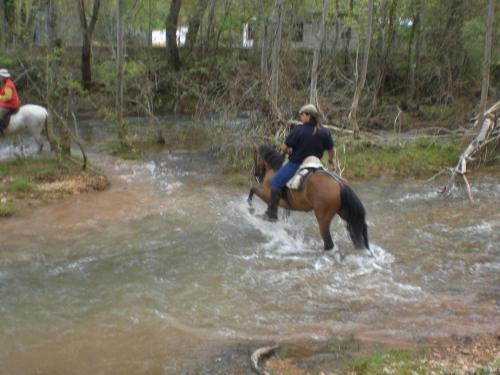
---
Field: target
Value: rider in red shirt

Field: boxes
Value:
[0,69,21,135]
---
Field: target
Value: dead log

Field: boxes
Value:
[250,345,279,375]
[441,100,500,200]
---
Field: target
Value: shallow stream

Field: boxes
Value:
[0,119,498,374]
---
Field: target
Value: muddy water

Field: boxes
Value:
[0,121,499,374]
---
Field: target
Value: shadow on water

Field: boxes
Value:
[0,118,499,374]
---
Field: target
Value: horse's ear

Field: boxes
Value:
[253,143,258,151]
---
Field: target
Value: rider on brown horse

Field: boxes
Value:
[262,104,337,221]
[0,69,21,136]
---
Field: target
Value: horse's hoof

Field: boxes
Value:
[324,240,334,251]
[259,213,277,222]
[364,247,375,258]
[248,207,255,214]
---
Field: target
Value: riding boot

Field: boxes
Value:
[262,188,282,222]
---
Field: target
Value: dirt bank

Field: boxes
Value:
[0,157,109,217]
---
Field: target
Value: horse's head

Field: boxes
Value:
[252,144,284,183]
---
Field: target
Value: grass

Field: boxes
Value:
[0,201,15,217]
[9,177,33,197]
[104,141,147,160]
[336,137,465,180]
[222,173,251,187]
[327,336,361,353]
[350,349,427,375]
[0,157,62,180]
[0,156,107,216]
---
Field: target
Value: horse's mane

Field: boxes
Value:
[258,144,284,170]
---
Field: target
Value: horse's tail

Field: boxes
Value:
[340,184,370,250]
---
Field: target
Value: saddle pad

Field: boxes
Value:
[286,156,325,190]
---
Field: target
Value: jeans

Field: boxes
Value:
[271,161,300,189]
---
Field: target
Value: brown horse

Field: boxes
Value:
[247,144,370,253]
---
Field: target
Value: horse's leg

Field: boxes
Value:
[32,125,44,153]
[247,187,257,213]
[247,187,256,205]
[314,208,335,251]
[247,186,271,214]
[38,138,44,153]
[13,136,23,159]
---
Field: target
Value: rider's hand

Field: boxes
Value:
[328,158,337,170]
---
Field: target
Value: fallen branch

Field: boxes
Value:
[470,100,500,128]
[394,106,402,145]
[441,111,499,200]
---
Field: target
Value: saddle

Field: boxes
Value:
[286,156,325,190]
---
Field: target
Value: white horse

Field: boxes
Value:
[2,104,50,153]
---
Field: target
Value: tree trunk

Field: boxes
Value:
[333,0,340,53]
[166,0,182,71]
[405,0,421,108]
[51,0,70,154]
[258,0,268,83]
[185,0,208,53]
[148,0,152,47]
[203,0,217,55]
[81,35,92,88]
[269,0,284,117]
[348,0,374,139]
[46,0,64,155]
[77,0,101,90]
[214,0,232,53]
[4,0,15,48]
[343,0,354,70]
[443,0,466,100]
[477,0,495,128]
[116,0,129,148]
[310,0,331,107]
[371,0,398,112]
[0,0,4,50]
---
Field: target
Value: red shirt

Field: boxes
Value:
[0,79,20,109]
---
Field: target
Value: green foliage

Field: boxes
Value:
[327,336,361,352]
[338,137,464,180]
[274,346,288,360]
[9,177,33,197]
[490,358,500,369]
[125,61,147,80]
[419,104,458,125]
[95,60,116,86]
[0,201,15,217]
[0,55,16,67]
[223,174,250,187]
[0,158,61,180]
[95,59,147,86]
[104,141,144,160]
[464,17,486,76]
[351,349,426,375]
